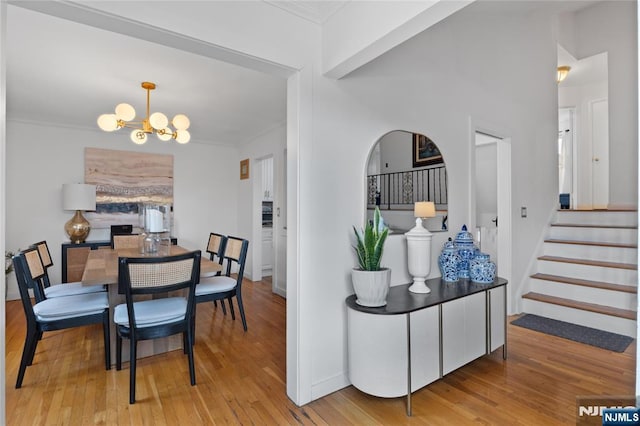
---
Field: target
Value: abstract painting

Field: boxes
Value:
[84,147,173,228]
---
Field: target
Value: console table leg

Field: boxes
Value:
[406,313,412,416]
[503,285,508,360]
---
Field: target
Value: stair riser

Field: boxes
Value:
[537,260,637,286]
[555,211,637,227]
[521,299,636,337]
[529,278,637,310]
[543,243,637,263]
[548,227,637,245]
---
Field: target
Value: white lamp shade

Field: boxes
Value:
[62,183,96,211]
[175,129,190,144]
[149,112,168,130]
[131,129,148,144]
[157,129,173,141]
[415,201,436,218]
[97,114,119,131]
[172,114,190,130]
[115,103,136,121]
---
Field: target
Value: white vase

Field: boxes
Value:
[351,268,391,307]
[405,217,433,293]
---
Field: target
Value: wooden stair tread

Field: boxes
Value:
[522,292,637,320]
[551,223,637,230]
[537,255,637,270]
[544,238,637,249]
[530,273,637,294]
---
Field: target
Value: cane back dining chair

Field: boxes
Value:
[203,232,228,311]
[114,250,201,404]
[204,232,227,276]
[12,247,111,388]
[31,240,106,301]
[111,234,140,250]
[195,236,249,331]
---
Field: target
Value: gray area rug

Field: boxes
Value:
[511,314,633,353]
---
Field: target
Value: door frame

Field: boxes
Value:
[469,120,513,314]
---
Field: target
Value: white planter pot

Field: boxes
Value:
[351,268,391,307]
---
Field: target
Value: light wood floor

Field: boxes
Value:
[5,279,635,425]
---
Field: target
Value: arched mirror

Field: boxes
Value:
[366,130,448,232]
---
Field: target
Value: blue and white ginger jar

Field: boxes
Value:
[469,252,496,284]
[438,238,460,282]
[454,225,475,279]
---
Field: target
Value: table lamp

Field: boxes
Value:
[62,183,96,244]
[405,201,436,293]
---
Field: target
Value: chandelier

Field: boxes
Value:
[97,81,191,144]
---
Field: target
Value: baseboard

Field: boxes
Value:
[310,371,351,402]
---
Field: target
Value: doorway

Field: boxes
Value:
[474,132,499,266]
[557,47,609,209]
[558,107,576,208]
[472,128,512,313]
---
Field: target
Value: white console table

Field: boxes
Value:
[346,277,507,416]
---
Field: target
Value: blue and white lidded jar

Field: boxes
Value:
[438,238,461,282]
[469,252,497,284]
[454,225,475,279]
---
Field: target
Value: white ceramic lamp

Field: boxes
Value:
[405,201,436,293]
[62,183,96,244]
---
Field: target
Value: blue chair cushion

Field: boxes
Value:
[44,282,106,298]
[33,292,109,321]
[195,276,237,296]
[114,297,187,328]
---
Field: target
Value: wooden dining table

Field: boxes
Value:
[82,245,222,286]
[81,245,222,364]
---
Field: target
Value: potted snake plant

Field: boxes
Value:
[352,207,390,307]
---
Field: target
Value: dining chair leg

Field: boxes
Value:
[236,294,248,332]
[129,338,137,404]
[219,299,227,315]
[187,329,196,386]
[116,335,122,371]
[26,325,40,366]
[16,328,38,388]
[102,313,111,370]
[228,297,236,320]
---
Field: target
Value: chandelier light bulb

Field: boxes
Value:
[157,129,173,142]
[175,129,191,144]
[97,114,119,131]
[115,103,136,121]
[149,112,168,130]
[130,129,148,144]
[172,114,190,130]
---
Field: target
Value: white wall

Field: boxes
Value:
[304,0,564,399]
[5,121,239,299]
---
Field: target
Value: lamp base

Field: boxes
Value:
[408,279,431,294]
[65,210,91,244]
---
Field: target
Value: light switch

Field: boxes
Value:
[521,207,527,218]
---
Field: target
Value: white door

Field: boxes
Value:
[474,133,498,267]
[591,99,609,209]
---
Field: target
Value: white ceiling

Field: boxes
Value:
[264,0,349,24]
[557,44,608,88]
[6,4,289,146]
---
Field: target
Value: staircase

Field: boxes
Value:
[522,209,638,337]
